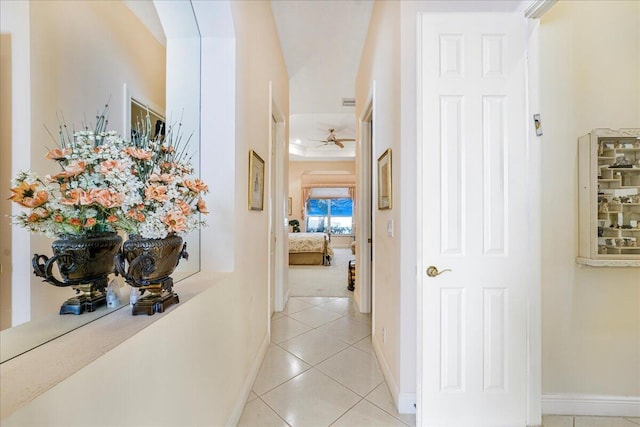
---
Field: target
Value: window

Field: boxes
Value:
[306,198,353,235]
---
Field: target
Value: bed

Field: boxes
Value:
[288,232,334,265]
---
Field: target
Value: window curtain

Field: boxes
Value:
[348,187,356,235]
[301,187,312,220]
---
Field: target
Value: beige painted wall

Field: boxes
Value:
[356,0,405,398]
[540,0,640,396]
[1,275,260,427]
[25,0,166,322]
[227,0,289,403]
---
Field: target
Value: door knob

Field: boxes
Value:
[426,266,452,277]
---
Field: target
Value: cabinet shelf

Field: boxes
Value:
[578,128,640,267]
[577,257,640,267]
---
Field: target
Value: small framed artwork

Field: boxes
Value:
[288,197,292,216]
[248,150,265,210]
[377,148,392,209]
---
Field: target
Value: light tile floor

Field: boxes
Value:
[239,297,639,427]
[239,296,416,427]
[543,415,640,427]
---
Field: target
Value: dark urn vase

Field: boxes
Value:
[114,234,188,316]
[32,233,123,315]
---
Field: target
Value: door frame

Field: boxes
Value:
[415,9,543,427]
[268,81,288,318]
[356,84,375,314]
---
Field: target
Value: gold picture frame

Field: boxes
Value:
[377,148,392,209]
[248,150,265,210]
[288,197,292,216]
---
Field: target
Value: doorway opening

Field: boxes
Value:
[356,97,374,314]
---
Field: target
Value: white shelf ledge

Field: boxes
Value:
[576,257,640,267]
[0,272,230,420]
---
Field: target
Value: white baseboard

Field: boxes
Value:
[397,392,417,414]
[225,333,270,427]
[542,394,640,417]
[372,335,417,415]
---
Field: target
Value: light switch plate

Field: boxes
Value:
[387,219,394,237]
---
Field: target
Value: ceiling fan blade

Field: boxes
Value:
[335,141,345,148]
[335,138,355,143]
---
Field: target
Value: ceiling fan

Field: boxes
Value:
[312,128,355,149]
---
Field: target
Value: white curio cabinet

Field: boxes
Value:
[578,128,640,266]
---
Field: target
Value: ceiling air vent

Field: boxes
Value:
[342,98,356,107]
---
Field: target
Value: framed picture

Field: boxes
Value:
[248,150,265,210]
[288,197,292,216]
[377,148,392,209]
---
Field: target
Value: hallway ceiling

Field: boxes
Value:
[270,0,373,162]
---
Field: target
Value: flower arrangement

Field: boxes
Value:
[9,106,208,240]
[114,113,209,239]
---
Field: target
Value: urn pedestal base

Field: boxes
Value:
[115,235,188,316]
[60,293,107,315]
[132,292,180,316]
[131,277,180,316]
[59,282,108,315]
[32,233,122,316]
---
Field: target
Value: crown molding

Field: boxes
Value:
[524,0,558,19]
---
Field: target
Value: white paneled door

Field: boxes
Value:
[419,13,529,426]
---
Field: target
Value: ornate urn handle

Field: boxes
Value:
[32,253,75,287]
[114,242,188,288]
[178,242,189,264]
[114,250,148,286]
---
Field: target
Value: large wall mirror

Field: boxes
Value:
[0,0,201,362]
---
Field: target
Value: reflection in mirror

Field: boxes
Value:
[127,95,200,284]
[0,0,201,363]
[130,99,165,141]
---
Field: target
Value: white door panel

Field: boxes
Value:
[420,13,528,426]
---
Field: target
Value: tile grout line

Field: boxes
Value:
[327,396,366,427]
[259,296,390,426]
[254,345,312,397]
[256,395,293,427]
[275,317,377,388]
[362,385,412,427]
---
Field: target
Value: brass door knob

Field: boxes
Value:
[426,266,452,277]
